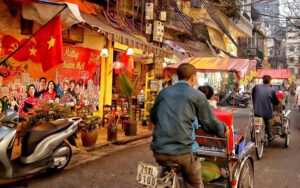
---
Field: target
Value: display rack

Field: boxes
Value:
[144,69,158,118]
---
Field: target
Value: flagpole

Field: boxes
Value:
[0,4,67,66]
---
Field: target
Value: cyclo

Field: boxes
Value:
[136,57,256,187]
[250,69,292,160]
[136,109,255,188]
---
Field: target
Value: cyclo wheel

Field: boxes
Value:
[284,134,290,148]
[237,158,254,188]
[255,122,265,160]
[284,119,290,148]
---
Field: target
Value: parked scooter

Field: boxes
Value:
[0,109,81,179]
[219,91,250,108]
[235,92,251,108]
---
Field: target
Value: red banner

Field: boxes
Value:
[0,33,101,85]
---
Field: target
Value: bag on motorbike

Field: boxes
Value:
[200,160,221,182]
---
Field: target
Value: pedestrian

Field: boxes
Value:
[150,63,226,188]
[295,84,300,111]
[252,75,280,140]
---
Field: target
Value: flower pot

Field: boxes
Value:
[81,128,98,147]
[124,120,137,136]
[107,125,118,141]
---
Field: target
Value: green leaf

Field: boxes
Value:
[119,74,134,97]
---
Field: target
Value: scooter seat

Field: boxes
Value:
[21,119,71,158]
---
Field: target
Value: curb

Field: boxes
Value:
[81,132,152,152]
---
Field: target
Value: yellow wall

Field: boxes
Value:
[78,29,107,50]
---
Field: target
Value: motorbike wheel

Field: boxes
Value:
[237,158,254,188]
[49,142,72,172]
[284,119,290,148]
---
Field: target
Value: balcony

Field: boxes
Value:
[246,48,264,59]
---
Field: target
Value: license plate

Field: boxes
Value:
[137,162,159,187]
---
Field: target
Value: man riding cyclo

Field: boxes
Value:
[150,63,227,188]
[252,75,280,141]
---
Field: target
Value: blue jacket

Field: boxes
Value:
[150,81,226,155]
[252,84,280,119]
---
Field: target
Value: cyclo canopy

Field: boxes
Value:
[255,69,291,80]
[164,57,256,80]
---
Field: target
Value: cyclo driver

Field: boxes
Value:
[150,63,227,188]
[252,75,280,141]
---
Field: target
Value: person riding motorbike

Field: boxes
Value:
[252,75,280,141]
[150,63,227,188]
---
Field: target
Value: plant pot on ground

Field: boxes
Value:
[119,73,139,136]
[124,120,137,136]
[78,105,102,147]
[107,111,119,141]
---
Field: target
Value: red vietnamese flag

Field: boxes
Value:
[34,15,63,72]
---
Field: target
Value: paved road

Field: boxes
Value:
[2,108,300,188]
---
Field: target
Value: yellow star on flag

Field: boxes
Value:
[29,47,37,56]
[47,36,56,49]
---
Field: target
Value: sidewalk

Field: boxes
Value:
[1,124,152,186]
[68,123,153,168]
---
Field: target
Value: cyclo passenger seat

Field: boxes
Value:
[22,119,71,158]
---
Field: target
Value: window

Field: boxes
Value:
[289,57,294,64]
[289,46,295,52]
[265,21,270,27]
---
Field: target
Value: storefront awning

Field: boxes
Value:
[52,0,97,15]
[166,57,255,80]
[81,13,173,58]
[21,0,85,31]
[255,69,291,80]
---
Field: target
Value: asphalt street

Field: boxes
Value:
[2,108,300,188]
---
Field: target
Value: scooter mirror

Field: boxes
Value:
[0,109,19,125]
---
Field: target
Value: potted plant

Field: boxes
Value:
[107,110,120,141]
[119,73,139,136]
[78,104,102,147]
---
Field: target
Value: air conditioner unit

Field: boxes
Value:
[146,23,152,35]
[145,3,153,20]
[159,11,167,21]
[153,21,164,42]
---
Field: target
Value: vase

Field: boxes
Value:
[81,128,98,147]
[107,125,118,141]
[124,120,137,136]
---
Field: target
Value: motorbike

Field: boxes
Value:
[235,92,251,108]
[0,109,81,179]
[219,91,250,108]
